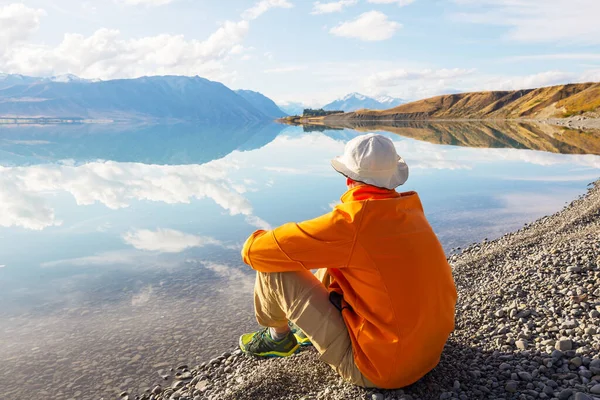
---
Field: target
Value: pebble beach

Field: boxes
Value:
[128,180,600,400]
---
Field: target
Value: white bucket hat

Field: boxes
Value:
[331,133,409,190]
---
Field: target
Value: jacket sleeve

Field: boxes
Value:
[241,207,357,272]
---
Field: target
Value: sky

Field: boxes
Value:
[0,0,599,106]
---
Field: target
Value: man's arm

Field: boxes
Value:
[241,208,357,273]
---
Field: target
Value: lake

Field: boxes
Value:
[1,121,599,399]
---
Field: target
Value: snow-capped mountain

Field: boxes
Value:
[323,92,405,112]
[277,101,307,116]
[0,74,96,90]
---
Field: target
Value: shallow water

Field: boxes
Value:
[0,121,599,399]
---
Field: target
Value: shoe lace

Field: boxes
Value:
[249,327,271,347]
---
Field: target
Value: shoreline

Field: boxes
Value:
[134,180,600,400]
[278,116,600,132]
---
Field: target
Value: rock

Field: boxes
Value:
[151,386,162,395]
[499,362,511,370]
[573,393,593,400]
[175,372,192,380]
[590,384,600,395]
[570,357,583,368]
[556,339,573,351]
[194,380,208,391]
[171,381,185,390]
[558,389,574,400]
[505,381,519,393]
[371,393,384,400]
[515,340,528,350]
[590,359,600,374]
[518,371,533,381]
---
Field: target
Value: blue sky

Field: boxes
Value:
[1,0,599,105]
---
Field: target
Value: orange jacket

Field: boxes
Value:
[241,185,457,389]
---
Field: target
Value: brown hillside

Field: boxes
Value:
[325,83,600,122]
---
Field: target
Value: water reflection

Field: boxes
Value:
[297,120,600,155]
[0,121,599,400]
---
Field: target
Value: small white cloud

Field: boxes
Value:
[0,3,46,48]
[453,0,600,45]
[365,68,476,89]
[329,11,401,41]
[117,0,175,6]
[242,0,293,20]
[311,0,357,15]
[368,0,415,5]
[264,65,307,73]
[503,53,600,63]
[123,228,225,253]
[478,71,576,91]
[0,264,6,268]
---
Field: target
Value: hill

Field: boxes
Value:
[0,75,280,123]
[323,92,405,112]
[234,89,287,119]
[323,83,600,122]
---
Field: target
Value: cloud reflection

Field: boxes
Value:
[123,228,237,253]
[0,159,267,231]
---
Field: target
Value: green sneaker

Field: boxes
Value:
[239,327,300,358]
[289,321,312,346]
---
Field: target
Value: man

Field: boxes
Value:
[239,133,457,389]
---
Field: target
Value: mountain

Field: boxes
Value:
[322,93,405,112]
[0,74,94,90]
[0,75,279,123]
[234,89,287,119]
[323,83,600,122]
[277,102,306,116]
[0,74,42,90]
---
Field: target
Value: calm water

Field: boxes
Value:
[1,121,599,399]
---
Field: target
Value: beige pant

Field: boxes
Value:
[253,268,376,388]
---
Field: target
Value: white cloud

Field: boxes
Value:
[311,0,357,15]
[503,53,600,62]
[264,65,307,74]
[366,68,476,89]
[118,0,175,5]
[0,264,6,268]
[242,0,293,20]
[0,21,249,80]
[368,0,415,5]
[330,11,401,41]
[123,228,225,253]
[0,0,290,80]
[0,3,46,48]
[453,0,600,45]
[477,71,576,91]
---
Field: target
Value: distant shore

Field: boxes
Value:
[0,117,113,125]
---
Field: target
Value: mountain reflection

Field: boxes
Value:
[290,120,600,155]
[0,121,286,165]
